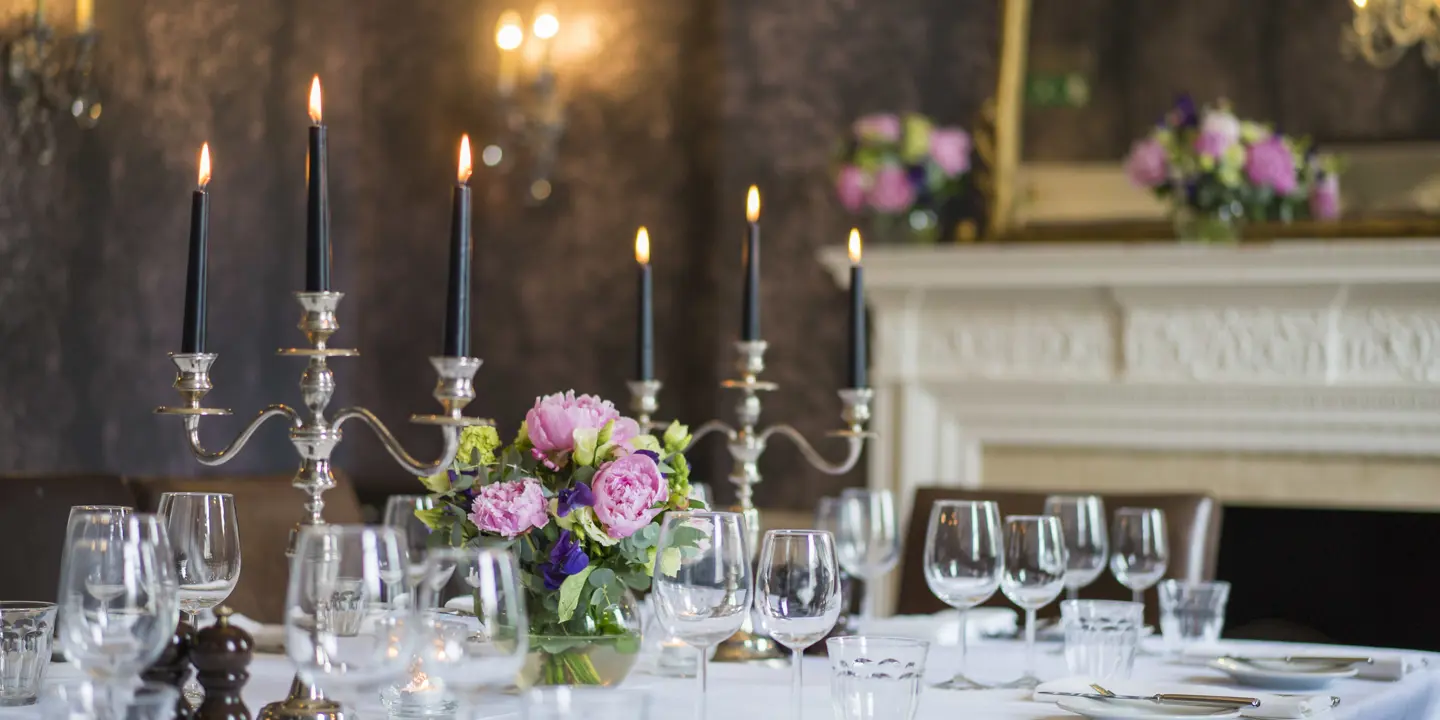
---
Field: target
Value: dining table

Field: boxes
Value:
[7,633,1438,720]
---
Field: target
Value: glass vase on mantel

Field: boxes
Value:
[1172,202,1244,243]
[517,587,644,688]
[868,209,941,244]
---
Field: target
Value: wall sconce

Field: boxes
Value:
[3,0,102,164]
[486,4,565,204]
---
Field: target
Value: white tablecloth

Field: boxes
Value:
[8,638,1440,719]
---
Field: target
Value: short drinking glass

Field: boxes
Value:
[0,602,57,706]
[1061,599,1143,681]
[1044,495,1108,601]
[922,500,1002,691]
[1157,579,1230,654]
[827,636,928,720]
[999,515,1067,689]
[755,529,842,719]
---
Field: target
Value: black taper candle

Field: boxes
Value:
[635,227,654,380]
[181,143,212,354]
[305,76,331,292]
[443,135,474,357]
[741,186,761,341]
[846,229,868,388]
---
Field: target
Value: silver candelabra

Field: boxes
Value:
[155,290,489,720]
[628,339,875,662]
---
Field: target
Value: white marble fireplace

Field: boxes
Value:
[820,239,1440,612]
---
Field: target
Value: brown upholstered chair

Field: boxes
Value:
[897,487,1222,625]
[128,472,364,624]
[0,474,136,603]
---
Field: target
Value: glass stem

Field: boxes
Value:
[698,648,710,720]
[791,648,803,719]
[1132,589,1142,604]
[1067,586,1079,601]
[1024,608,1037,679]
[955,608,969,682]
[859,582,873,628]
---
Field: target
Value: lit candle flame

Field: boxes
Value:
[1353,0,1366,7]
[198,143,211,188]
[533,4,559,39]
[458,135,473,183]
[746,185,760,222]
[496,10,524,50]
[308,75,323,124]
[848,228,862,264]
[635,227,650,264]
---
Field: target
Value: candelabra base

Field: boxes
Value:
[711,627,787,664]
[257,677,345,720]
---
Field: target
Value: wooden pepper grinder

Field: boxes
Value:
[191,605,254,720]
[142,620,197,719]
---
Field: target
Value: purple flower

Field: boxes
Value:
[556,481,594,517]
[1310,174,1340,220]
[526,391,640,455]
[1245,137,1297,195]
[1124,138,1168,188]
[540,530,590,590]
[1166,94,1198,129]
[869,165,915,213]
[929,128,971,176]
[853,114,902,143]
[835,165,868,213]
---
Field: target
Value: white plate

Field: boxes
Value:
[1208,657,1358,690]
[1056,697,1243,719]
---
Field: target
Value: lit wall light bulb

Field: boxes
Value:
[533,4,559,39]
[1352,0,1366,8]
[496,10,525,51]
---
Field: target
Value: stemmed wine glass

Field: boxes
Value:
[57,512,180,694]
[157,492,241,705]
[1043,495,1108,601]
[998,515,1067,689]
[383,494,436,608]
[754,530,842,719]
[284,525,417,712]
[414,546,528,716]
[833,488,900,625]
[653,511,752,717]
[923,500,1003,690]
[1110,507,1169,608]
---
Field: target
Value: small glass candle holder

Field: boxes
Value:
[381,659,458,720]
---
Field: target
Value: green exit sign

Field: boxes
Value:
[1025,73,1090,108]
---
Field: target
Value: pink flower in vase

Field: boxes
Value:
[469,477,549,538]
[929,128,971,176]
[1310,174,1340,220]
[1124,137,1169,189]
[853,114,902,143]
[1244,137,1297,195]
[1195,109,1241,157]
[869,165,916,213]
[835,165,869,213]
[591,453,668,539]
[526,391,639,454]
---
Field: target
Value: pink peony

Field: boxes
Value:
[853,114,902,143]
[1124,138,1168,188]
[1310,174,1340,220]
[526,391,639,454]
[929,128,971,176]
[835,165,868,213]
[1244,137,1297,195]
[869,165,915,213]
[469,478,549,538]
[1197,110,1240,153]
[591,453,668,539]
[1194,130,1232,159]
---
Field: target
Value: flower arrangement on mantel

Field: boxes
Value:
[417,391,700,687]
[834,113,972,244]
[1124,96,1341,243]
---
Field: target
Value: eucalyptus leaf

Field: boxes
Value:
[587,568,615,589]
[557,566,594,622]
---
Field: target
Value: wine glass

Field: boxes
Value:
[284,525,416,710]
[1110,507,1169,607]
[57,512,180,686]
[653,511,752,715]
[383,494,436,608]
[923,500,1003,690]
[1043,495,1108,601]
[833,488,900,624]
[688,482,713,509]
[998,515,1067,689]
[754,529,842,719]
[156,492,240,705]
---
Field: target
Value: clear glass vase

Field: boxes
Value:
[868,209,940,244]
[1173,204,1242,243]
[516,588,643,688]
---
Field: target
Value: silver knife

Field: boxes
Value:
[1223,654,1373,665]
[1041,690,1262,708]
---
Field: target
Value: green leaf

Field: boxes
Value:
[597,419,615,446]
[451,472,476,491]
[630,434,661,453]
[571,465,597,487]
[557,566,594,622]
[414,507,447,531]
[572,427,599,467]
[618,569,652,591]
[587,567,615,589]
[419,472,451,494]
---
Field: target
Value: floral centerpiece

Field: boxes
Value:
[834,113,972,244]
[416,391,699,687]
[1124,96,1341,242]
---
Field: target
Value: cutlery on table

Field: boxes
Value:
[1220,655,1373,666]
[1046,683,1262,709]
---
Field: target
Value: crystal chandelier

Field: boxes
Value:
[1343,0,1440,67]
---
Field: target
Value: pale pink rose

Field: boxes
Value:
[1197,110,1240,154]
[929,128,971,176]
[835,165,868,212]
[591,453,668,539]
[469,478,549,538]
[1194,130,1231,159]
[526,391,638,454]
[1124,137,1168,189]
[1244,137,1297,195]
[1310,174,1340,220]
[869,166,915,213]
[853,114,902,143]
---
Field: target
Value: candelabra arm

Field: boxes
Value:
[686,419,737,450]
[185,405,302,467]
[333,407,461,477]
[757,424,865,476]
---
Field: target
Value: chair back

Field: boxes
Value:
[898,487,1221,623]
[0,474,135,602]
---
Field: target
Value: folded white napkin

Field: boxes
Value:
[1179,645,1428,681]
[1035,676,1337,719]
[863,607,1018,645]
